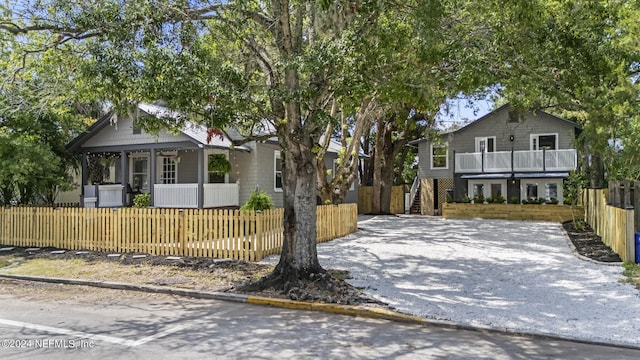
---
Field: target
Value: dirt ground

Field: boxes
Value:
[562,221,622,262]
[0,246,379,306]
[0,220,621,305]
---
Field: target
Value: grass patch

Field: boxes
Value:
[622,262,640,290]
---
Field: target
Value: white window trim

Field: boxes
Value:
[520,178,564,204]
[468,180,506,200]
[205,149,229,184]
[530,133,558,150]
[157,150,179,185]
[430,142,449,170]
[475,136,496,153]
[274,150,283,192]
[129,153,150,192]
[160,156,178,184]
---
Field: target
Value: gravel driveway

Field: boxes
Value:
[264,215,640,346]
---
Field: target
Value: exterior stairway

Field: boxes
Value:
[409,181,421,214]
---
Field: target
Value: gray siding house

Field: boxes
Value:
[410,104,580,214]
[66,103,358,209]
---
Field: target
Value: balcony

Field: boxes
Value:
[454,149,577,173]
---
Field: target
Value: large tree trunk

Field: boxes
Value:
[272,130,323,282]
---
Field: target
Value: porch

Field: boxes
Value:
[455,149,577,173]
[83,183,240,208]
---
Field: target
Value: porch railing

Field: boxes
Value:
[154,184,198,208]
[203,183,239,208]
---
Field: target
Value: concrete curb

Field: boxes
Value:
[1,273,639,351]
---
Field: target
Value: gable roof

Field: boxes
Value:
[408,103,581,145]
[66,103,250,153]
[67,103,363,156]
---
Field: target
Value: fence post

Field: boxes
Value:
[255,210,263,261]
[179,209,187,257]
[626,207,635,263]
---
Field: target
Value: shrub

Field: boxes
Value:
[485,197,494,204]
[473,194,484,204]
[493,195,506,204]
[510,196,519,204]
[133,193,151,208]
[241,189,274,211]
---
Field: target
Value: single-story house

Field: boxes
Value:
[65,102,358,208]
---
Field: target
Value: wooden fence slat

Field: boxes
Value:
[0,204,357,262]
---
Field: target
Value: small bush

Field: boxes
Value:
[133,193,151,208]
[473,194,484,204]
[485,197,494,204]
[241,189,274,211]
[495,195,506,204]
[510,196,519,204]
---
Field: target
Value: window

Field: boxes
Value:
[490,183,502,198]
[430,143,448,169]
[132,121,142,135]
[526,183,538,199]
[545,183,558,199]
[475,137,495,153]
[207,153,229,184]
[161,157,177,184]
[530,134,557,150]
[132,157,149,191]
[274,150,282,191]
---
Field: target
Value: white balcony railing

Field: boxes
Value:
[455,149,577,173]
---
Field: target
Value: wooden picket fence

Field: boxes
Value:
[0,204,358,261]
[582,188,635,262]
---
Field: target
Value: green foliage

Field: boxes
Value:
[563,171,589,205]
[473,194,484,204]
[240,189,274,211]
[510,196,519,204]
[207,154,231,174]
[133,193,151,208]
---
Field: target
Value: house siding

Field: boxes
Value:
[235,147,258,206]
[417,136,455,180]
[254,142,284,208]
[451,110,576,153]
[83,116,192,148]
[418,107,578,180]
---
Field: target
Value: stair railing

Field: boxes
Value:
[409,176,419,208]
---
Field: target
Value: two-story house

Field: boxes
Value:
[409,104,581,215]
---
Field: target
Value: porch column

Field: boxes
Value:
[150,148,156,206]
[80,153,88,207]
[120,150,127,206]
[197,146,204,208]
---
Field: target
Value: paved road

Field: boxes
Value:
[1,282,639,359]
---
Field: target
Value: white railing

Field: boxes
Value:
[409,176,419,209]
[98,184,124,207]
[455,153,482,172]
[455,149,577,173]
[484,151,512,172]
[204,183,240,208]
[513,151,543,172]
[545,149,578,171]
[154,183,198,208]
